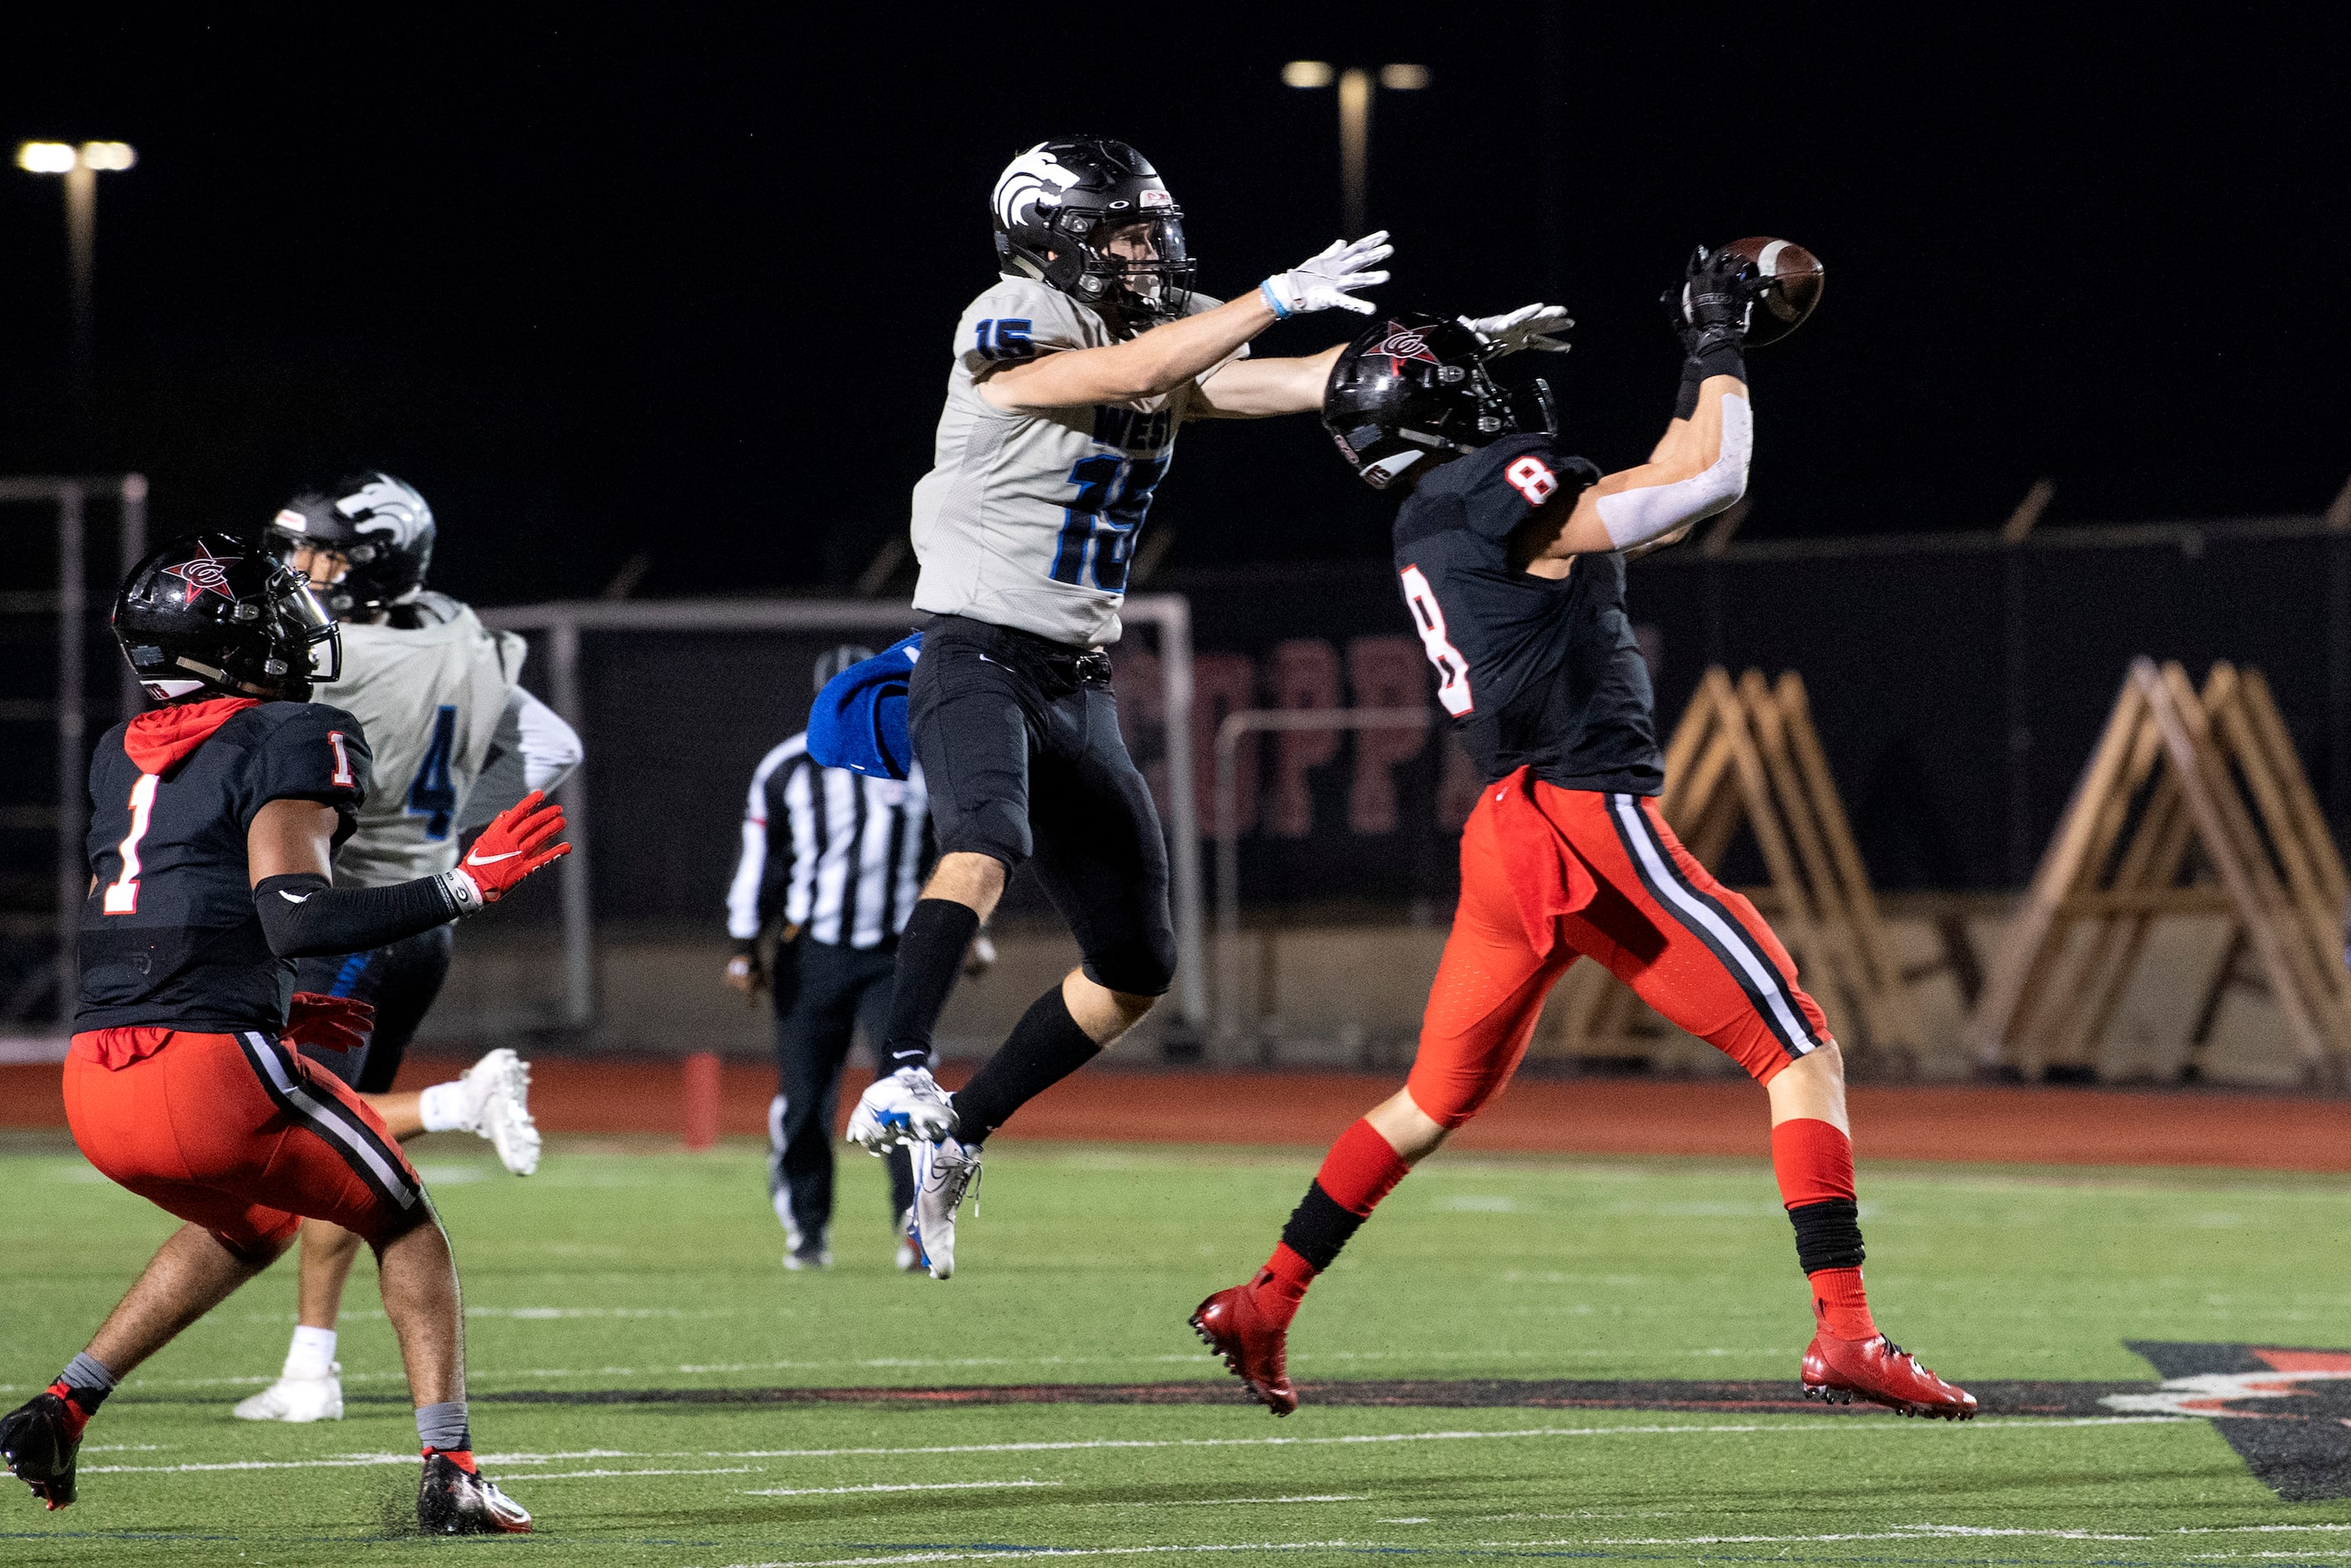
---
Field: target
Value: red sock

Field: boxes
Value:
[1808,1267,1877,1340]
[1253,1120,1412,1327]
[424,1447,478,1474]
[1771,1118,1877,1340]
[1317,1118,1413,1212]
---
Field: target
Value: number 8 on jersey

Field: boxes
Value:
[1399,564,1474,716]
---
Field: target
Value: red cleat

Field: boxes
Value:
[1190,1272,1298,1417]
[1802,1315,1977,1419]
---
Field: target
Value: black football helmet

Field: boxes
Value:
[993,138,1194,326]
[114,533,342,704]
[1322,312,1559,488]
[264,471,437,620]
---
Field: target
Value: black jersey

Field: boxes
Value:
[78,700,372,1034]
[1392,433,1664,795]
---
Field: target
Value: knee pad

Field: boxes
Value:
[1082,923,1176,999]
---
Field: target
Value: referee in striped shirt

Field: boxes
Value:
[724,645,963,1271]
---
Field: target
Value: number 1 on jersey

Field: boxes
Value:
[102,773,160,915]
[1399,564,1474,716]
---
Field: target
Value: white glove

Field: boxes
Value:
[1459,303,1574,357]
[1261,230,1393,317]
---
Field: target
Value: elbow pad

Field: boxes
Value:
[254,873,460,959]
[1596,393,1752,551]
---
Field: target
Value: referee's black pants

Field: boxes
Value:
[770,938,917,1252]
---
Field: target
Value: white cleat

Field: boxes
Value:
[895,1207,923,1274]
[232,1366,343,1423]
[460,1049,541,1176]
[911,1136,981,1280]
[846,1066,957,1151]
[782,1247,832,1271]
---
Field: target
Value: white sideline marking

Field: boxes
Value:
[1108,1495,1372,1509]
[740,1479,1059,1497]
[707,1545,1350,1567]
[704,1414,2185,1460]
[81,1413,2197,1477]
[528,1466,760,1480]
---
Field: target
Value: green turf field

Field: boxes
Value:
[6,1128,2351,1565]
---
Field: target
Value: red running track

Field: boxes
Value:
[9,1056,2346,1171]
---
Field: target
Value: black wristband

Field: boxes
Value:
[732,935,761,958]
[254,873,458,959]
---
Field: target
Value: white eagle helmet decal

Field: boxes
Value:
[993,143,1085,235]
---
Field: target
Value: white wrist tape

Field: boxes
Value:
[435,867,486,916]
[1595,393,1752,550]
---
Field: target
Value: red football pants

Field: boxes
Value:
[63,1027,426,1258]
[1406,776,1830,1127]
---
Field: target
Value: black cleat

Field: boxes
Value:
[417,1451,532,1534]
[1,1392,85,1511]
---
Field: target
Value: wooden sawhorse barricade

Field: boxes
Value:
[1534,668,1923,1071]
[1966,659,2351,1083]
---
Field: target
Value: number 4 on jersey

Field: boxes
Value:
[1399,565,1474,716]
[407,706,458,839]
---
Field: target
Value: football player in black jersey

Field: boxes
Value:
[1192,250,1976,1423]
[0,536,564,1532]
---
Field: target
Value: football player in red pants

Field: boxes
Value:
[1,537,564,1530]
[1191,253,1974,1422]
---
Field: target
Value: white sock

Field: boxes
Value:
[417,1080,473,1133]
[285,1325,337,1378]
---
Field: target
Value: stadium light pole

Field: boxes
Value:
[1281,62,1428,236]
[17,140,137,411]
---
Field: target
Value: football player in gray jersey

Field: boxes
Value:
[852,135,1564,1278]
[230,472,584,1424]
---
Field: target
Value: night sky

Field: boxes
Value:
[4,8,2344,607]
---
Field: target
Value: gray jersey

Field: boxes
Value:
[327,600,527,888]
[908,277,1239,646]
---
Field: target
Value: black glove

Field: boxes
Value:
[1663,245,1761,359]
[1663,245,1759,415]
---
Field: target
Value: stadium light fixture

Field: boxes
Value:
[1279,65,1428,235]
[18,141,78,174]
[15,139,136,410]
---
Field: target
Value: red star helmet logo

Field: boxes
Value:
[1375,321,1441,374]
[161,542,242,604]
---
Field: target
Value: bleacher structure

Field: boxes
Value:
[1534,667,1924,1071]
[1967,659,2351,1082]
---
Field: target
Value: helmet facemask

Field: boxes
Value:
[1042,210,1194,326]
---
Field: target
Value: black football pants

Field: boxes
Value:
[771,938,917,1251]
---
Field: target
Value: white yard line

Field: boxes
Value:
[706,1545,1352,1568]
[740,1480,1059,1497]
[526,1466,761,1480]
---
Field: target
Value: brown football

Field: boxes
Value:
[1722,236,1824,346]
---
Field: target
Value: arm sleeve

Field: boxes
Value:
[754,759,799,932]
[1594,392,1752,551]
[508,687,582,794]
[254,872,458,959]
[725,775,771,943]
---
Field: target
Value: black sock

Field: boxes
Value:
[948,984,1100,1145]
[1787,1199,1866,1274]
[882,899,981,1072]
[1277,1182,1367,1272]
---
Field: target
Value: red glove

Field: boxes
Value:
[283,992,375,1054]
[446,790,570,908]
